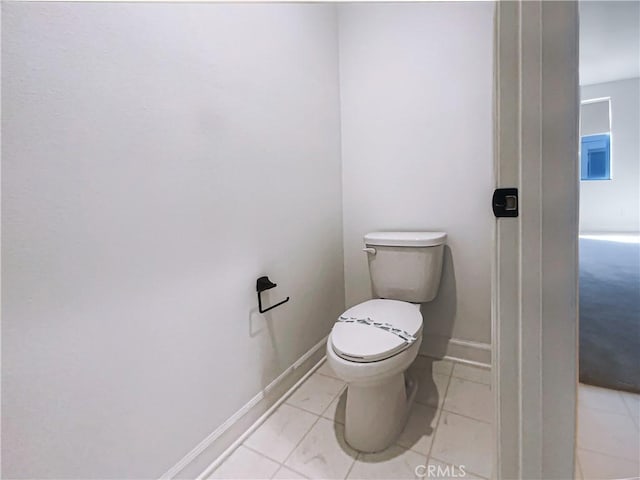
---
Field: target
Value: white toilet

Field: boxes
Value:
[326,231,447,453]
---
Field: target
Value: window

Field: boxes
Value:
[581,134,611,180]
[580,98,611,181]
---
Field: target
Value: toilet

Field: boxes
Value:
[326,231,447,453]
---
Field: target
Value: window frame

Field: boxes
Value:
[580,133,611,181]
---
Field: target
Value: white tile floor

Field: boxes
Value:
[209,357,640,480]
[575,383,640,480]
[209,356,493,479]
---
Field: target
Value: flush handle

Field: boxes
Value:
[362,247,377,255]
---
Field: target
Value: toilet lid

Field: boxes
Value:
[330,299,423,363]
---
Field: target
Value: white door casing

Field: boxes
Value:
[494,2,579,479]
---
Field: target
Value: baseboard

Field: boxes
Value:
[159,336,328,480]
[420,334,492,367]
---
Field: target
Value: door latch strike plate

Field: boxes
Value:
[493,188,519,217]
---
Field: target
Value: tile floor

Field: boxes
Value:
[575,383,640,480]
[209,355,493,479]
[209,356,640,480]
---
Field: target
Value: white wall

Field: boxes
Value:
[579,1,640,86]
[338,3,495,358]
[580,77,640,233]
[3,3,499,476]
[1,3,344,478]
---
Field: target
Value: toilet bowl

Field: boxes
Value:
[326,299,423,452]
[326,231,446,453]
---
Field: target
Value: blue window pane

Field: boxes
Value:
[581,134,610,180]
[588,150,607,178]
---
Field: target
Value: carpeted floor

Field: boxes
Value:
[579,234,640,393]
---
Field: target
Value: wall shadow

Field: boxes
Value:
[248,290,283,392]
[419,245,457,359]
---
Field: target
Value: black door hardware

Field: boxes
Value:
[256,276,290,313]
[492,188,519,217]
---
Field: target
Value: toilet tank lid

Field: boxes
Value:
[364,231,447,247]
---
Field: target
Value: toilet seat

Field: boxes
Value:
[330,299,423,363]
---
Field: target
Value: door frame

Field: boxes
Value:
[493,2,580,478]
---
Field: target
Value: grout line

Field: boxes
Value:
[279,405,326,467]
[411,360,495,480]
[437,407,493,426]
[319,387,347,423]
[439,403,493,425]
[285,384,345,418]
[278,372,347,470]
[449,374,492,387]
[449,359,492,385]
[284,401,330,418]
[623,402,640,424]
[619,395,640,428]
[279,415,323,471]
[265,453,310,480]
[238,401,325,469]
[445,359,494,423]
[424,367,454,462]
[576,446,640,465]
[578,385,634,417]
[343,451,360,480]
[630,412,640,431]
[272,464,310,480]
[578,402,635,419]
[241,443,284,467]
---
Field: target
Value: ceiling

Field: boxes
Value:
[579,1,640,86]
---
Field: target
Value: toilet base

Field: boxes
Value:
[344,372,418,453]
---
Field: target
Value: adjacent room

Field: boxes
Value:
[575,2,640,479]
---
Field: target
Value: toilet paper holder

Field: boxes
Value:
[256,276,290,313]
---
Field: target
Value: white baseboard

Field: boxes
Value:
[159,336,328,480]
[420,334,491,367]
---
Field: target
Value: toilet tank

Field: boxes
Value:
[364,231,447,303]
